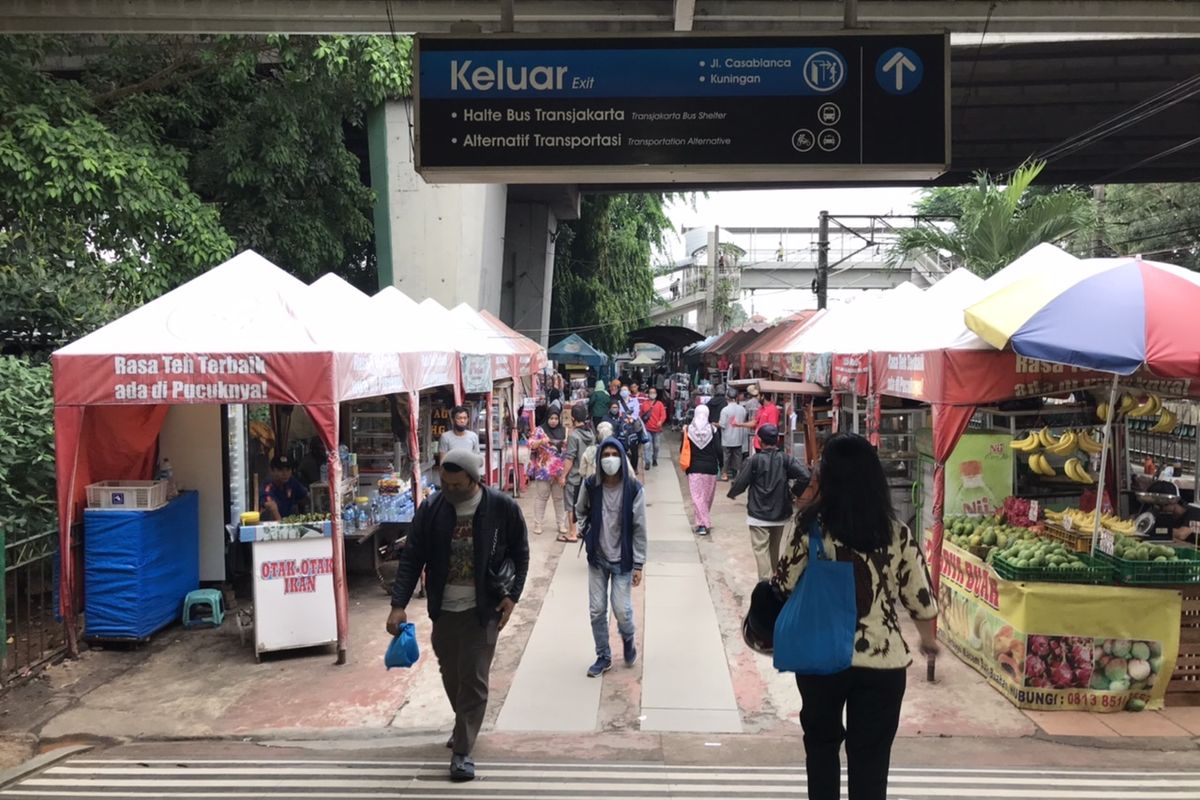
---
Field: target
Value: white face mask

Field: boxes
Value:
[601,456,622,476]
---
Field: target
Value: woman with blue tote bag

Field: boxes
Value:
[773,433,940,800]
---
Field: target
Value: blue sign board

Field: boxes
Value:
[414,34,948,182]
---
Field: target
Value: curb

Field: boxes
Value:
[0,745,92,789]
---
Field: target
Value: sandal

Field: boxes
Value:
[556,534,578,543]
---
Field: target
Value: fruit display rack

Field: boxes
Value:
[1099,548,1200,586]
[991,550,1114,585]
[1040,523,1096,554]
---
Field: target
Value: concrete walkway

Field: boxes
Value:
[497,461,741,734]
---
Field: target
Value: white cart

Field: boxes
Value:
[241,521,337,660]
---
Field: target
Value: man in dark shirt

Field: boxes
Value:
[260,455,309,521]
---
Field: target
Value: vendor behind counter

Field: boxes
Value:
[260,455,310,521]
[1136,478,1200,546]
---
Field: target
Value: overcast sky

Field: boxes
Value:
[664,187,923,320]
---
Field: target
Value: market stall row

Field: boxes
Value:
[52,251,545,663]
[710,244,1200,711]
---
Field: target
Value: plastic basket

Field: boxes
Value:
[85,480,169,511]
[1041,524,1094,554]
[991,550,1113,585]
[1098,547,1200,586]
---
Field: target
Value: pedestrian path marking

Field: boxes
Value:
[5,758,1200,798]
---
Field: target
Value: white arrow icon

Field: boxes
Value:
[882,51,917,91]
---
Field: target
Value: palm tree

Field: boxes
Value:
[891,161,1095,277]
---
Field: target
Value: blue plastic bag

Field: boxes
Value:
[385,622,420,669]
[773,524,856,675]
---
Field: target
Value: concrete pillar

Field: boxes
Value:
[501,202,556,347]
[368,100,506,312]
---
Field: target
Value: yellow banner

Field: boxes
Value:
[938,541,1182,712]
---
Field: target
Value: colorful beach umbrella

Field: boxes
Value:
[964,257,1200,376]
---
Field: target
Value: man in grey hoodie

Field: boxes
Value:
[559,402,596,543]
[575,437,647,677]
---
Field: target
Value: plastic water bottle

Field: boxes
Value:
[159,459,176,498]
[355,504,368,532]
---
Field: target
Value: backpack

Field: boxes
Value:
[578,436,598,480]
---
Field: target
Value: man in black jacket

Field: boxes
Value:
[386,449,529,783]
[727,424,810,581]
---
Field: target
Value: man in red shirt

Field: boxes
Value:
[752,393,782,451]
[641,387,669,468]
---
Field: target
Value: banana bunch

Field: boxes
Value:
[1045,429,1078,456]
[1009,431,1042,452]
[1150,406,1178,434]
[1027,452,1056,477]
[1063,457,1095,484]
[1128,393,1162,418]
[1077,429,1105,455]
[1098,392,1164,422]
[249,420,276,448]
[1049,507,1135,535]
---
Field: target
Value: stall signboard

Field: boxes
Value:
[462,354,494,394]
[831,354,869,395]
[938,541,1181,712]
[873,350,1196,406]
[252,536,338,655]
[803,353,832,387]
[945,433,1013,518]
[414,34,950,184]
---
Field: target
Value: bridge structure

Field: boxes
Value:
[649,220,950,327]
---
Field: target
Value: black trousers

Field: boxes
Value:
[795,667,906,800]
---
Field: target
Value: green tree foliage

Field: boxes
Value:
[891,161,1095,277]
[0,357,56,534]
[0,37,236,345]
[1101,183,1200,270]
[551,194,674,355]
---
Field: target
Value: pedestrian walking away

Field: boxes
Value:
[774,433,939,800]
[589,380,611,429]
[559,402,596,543]
[526,406,568,537]
[718,389,747,480]
[727,424,810,580]
[575,437,647,678]
[386,449,530,783]
[683,404,721,535]
[641,387,668,468]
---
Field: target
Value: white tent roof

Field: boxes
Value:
[57,251,326,355]
[881,245,1083,353]
[779,282,924,355]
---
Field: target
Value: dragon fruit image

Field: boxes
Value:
[1049,660,1076,688]
[1023,634,1097,689]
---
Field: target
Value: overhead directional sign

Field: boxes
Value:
[413,34,949,184]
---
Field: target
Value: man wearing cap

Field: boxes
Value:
[260,455,309,521]
[727,424,811,581]
[387,449,529,783]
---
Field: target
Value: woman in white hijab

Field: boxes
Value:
[683,405,722,535]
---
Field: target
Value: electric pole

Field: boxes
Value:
[815,210,830,309]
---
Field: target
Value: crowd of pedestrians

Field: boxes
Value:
[385,374,939,800]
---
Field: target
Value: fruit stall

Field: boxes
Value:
[850,249,1200,709]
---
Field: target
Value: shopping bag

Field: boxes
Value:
[772,524,856,675]
[679,435,692,471]
[385,622,420,669]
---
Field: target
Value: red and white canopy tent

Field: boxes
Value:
[52,252,460,662]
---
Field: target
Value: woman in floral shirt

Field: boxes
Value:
[526,406,568,536]
[774,432,939,800]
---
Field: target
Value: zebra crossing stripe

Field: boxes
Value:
[3,758,1198,799]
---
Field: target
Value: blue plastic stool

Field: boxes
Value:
[182,588,224,629]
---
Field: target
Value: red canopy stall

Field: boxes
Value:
[53,252,459,662]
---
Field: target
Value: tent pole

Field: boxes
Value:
[1091,374,1120,556]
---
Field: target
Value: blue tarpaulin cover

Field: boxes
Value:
[83,491,199,640]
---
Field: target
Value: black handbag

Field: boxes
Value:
[487,526,516,597]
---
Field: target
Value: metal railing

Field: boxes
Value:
[2,526,67,684]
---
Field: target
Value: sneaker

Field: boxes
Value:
[587,657,613,678]
[445,734,454,749]
[696,526,709,536]
[449,754,476,782]
[623,637,638,667]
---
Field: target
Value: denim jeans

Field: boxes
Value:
[588,560,635,660]
[644,431,662,465]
